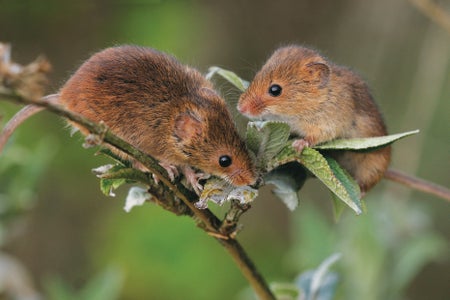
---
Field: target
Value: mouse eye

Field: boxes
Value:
[219,155,232,168]
[268,84,282,97]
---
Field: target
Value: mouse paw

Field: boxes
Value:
[182,166,209,195]
[292,138,310,153]
[159,162,179,182]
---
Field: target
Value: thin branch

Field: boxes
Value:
[384,168,450,202]
[409,0,450,35]
[0,91,275,300]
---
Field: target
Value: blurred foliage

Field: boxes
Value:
[0,0,449,299]
[44,267,123,300]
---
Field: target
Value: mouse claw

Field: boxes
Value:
[292,138,310,153]
[159,162,179,181]
[182,166,208,195]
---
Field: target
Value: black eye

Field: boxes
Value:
[268,84,282,97]
[219,155,232,168]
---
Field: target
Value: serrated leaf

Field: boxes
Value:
[195,178,258,209]
[270,146,363,215]
[205,66,249,91]
[314,130,419,150]
[264,162,307,211]
[246,121,291,169]
[326,156,362,213]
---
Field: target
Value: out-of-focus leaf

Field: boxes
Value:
[45,267,123,300]
[331,193,346,222]
[205,66,249,92]
[246,121,291,169]
[45,276,75,300]
[264,162,307,211]
[79,267,123,300]
[196,178,258,209]
[296,253,341,300]
[391,234,448,294]
[270,282,301,300]
[314,130,419,150]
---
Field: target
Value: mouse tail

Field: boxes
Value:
[0,94,59,154]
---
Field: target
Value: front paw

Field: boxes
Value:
[292,138,310,153]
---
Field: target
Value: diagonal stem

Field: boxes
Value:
[0,91,275,299]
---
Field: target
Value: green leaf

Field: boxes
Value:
[93,163,149,197]
[331,193,346,222]
[196,177,258,209]
[271,282,301,300]
[100,178,127,197]
[314,130,419,150]
[45,276,76,300]
[271,146,363,215]
[79,267,123,300]
[391,234,448,294]
[205,66,249,91]
[264,162,307,211]
[246,121,291,169]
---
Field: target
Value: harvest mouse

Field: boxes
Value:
[1,45,256,193]
[238,45,391,193]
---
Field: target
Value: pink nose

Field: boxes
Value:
[237,102,247,114]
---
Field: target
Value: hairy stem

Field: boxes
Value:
[0,91,275,299]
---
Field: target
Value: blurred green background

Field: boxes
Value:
[0,0,449,299]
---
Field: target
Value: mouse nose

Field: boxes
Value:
[237,96,263,117]
[237,102,248,114]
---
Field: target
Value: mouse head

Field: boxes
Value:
[238,46,331,119]
[174,88,256,187]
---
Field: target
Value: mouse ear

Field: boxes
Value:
[174,112,203,142]
[304,62,330,88]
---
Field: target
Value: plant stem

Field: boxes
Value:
[0,91,275,299]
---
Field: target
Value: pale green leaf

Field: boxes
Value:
[331,193,346,222]
[326,156,362,213]
[100,178,127,197]
[391,234,448,293]
[270,146,363,214]
[79,267,123,300]
[271,282,301,300]
[205,66,249,91]
[246,121,291,169]
[296,253,341,300]
[314,130,419,150]
[264,162,307,211]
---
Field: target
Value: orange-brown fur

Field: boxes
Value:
[59,45,255,186]
[238,45,391,192]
